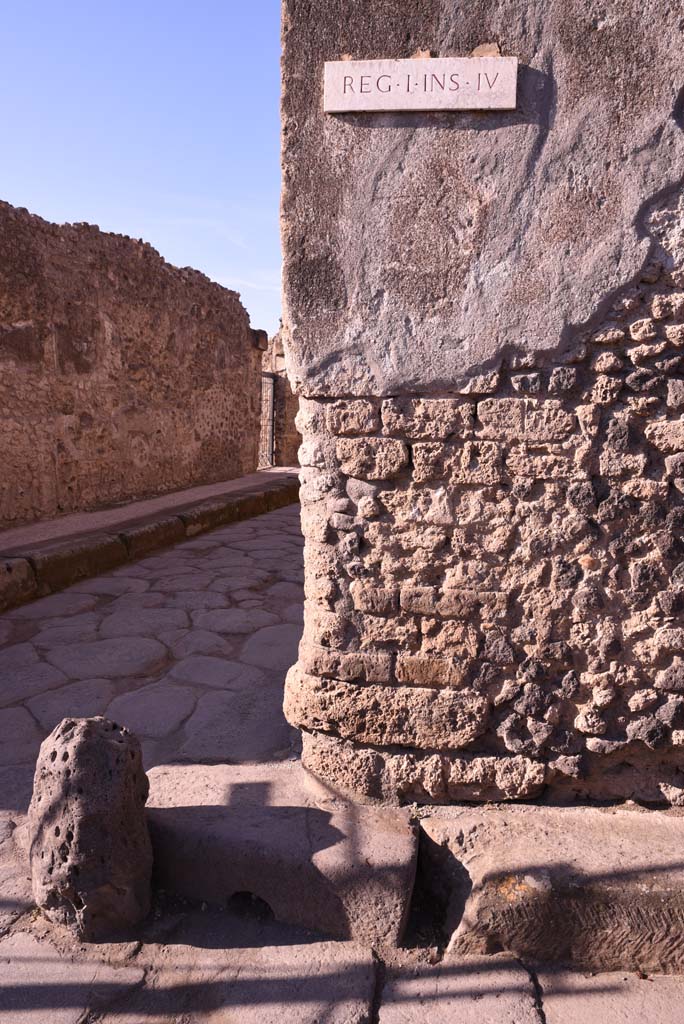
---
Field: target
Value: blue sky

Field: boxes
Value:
[0,0,282,333]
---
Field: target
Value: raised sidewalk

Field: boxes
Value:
[0,468,299,613]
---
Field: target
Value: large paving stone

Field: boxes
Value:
[179,689,292,763]
[0,620,15,645]
[106,592,166,612]
[169,654,265,690]
[105,683,197,738]
[539,969,684,1024]
[101,909,374,1024]
[0,931,144,1024]
[0,642,39,672]
[421,805,684,972]
[164,590,228,610]
[0,764,34,812]
[32,613,101,647]
[0,662,69,708]
[0,707,46,765]
[99,607,189,638]
[379,955,540,1023]
[146,760,417,948]
[153,573,217,593]
[9,591,98,619]
[194,608,280,634]
[70,576,150,596]
[27,678,115,731]
[46,638,168,680]
[161,628,232,658]
[241,623,302,670]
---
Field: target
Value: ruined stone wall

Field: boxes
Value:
[263,332,301,467]
[0,201,262,527]
[281,1,684,804]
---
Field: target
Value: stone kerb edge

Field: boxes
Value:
[0,476,300,614]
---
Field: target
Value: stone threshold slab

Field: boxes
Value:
[0,470,300,613]
[419,803,684,973]
[146,760,418,949]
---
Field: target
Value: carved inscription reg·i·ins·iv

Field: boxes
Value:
[324,57,518,113]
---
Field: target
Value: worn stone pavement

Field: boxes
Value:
[2,503,684,1021]
[0,504,304,785]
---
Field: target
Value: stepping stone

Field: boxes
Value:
[169,655,264,690]
[539,968,684,1024]
[46,637,167,680]
[194,608,279,634]
[0,707,45,764]
[179,689,291,763]
[27,678,115,731]
[0,931,144,1024]
[422,804,684,972]
[146,761,417,948]
[379,954,539,1023]
[106,683,196,738]
[1,662,69,708]
[99,607,189,638]
[241,623,302,670]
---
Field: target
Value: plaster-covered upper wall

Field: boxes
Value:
[281,0,684,397]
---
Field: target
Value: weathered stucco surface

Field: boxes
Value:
[282,0,684,803]
[282,0,684,396]
[0,201,262,527]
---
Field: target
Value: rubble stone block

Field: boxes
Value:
[326,399,380,435]
[336,437,409,479]
[382,397,474,439]
[28,717,152,939]
[645,419,684,452]
[285,668,489,750]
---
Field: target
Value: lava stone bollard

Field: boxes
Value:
[28,717,153,940]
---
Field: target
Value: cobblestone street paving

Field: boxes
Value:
[0,504,304,810]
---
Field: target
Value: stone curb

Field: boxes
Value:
[0,475,300,614]
[146,761,418,950]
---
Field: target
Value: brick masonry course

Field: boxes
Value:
[286,257,684,805]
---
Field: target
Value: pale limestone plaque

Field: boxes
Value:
[324,57,518,113]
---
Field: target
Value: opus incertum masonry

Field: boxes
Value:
[323,57,518,113]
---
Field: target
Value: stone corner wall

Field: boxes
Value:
[281,0,684,805]
[0,200,263,528]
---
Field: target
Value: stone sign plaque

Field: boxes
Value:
[324,57,518,113]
